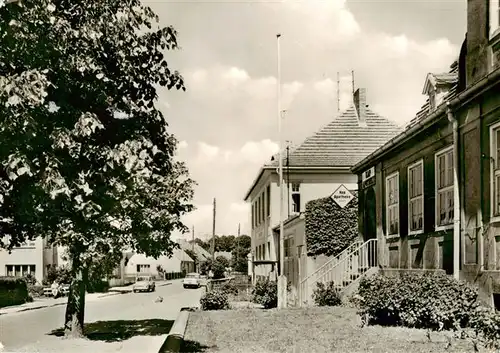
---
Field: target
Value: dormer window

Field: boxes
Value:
[422,72,457,113]
[490,0,500,40]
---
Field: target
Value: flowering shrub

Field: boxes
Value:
[200,289,229,311]
[357,272,479,330]
[252,279,277,309]
[312,281,341,307]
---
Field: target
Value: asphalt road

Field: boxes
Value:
[0,280,203,352]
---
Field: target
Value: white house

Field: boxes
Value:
[0,237,68,284]
[124,247,195,279]
[243,88,402,284]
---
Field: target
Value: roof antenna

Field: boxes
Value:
[351,70,355,95]
[337,72,340,113]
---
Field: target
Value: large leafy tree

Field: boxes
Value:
[0,0,194,337]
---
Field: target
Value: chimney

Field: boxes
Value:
[353,88,367,125]
[465,0,489,86]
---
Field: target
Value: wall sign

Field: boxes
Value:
[362,166,375,182]
[331,184,355,209]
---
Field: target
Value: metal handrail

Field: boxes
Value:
[299,240,362,286]
[299,238,377,306]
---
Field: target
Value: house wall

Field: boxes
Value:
[357,87,500,305]
[124,248,193,279]
[0,237,46,283]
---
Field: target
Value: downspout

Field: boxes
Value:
[446,104,460,280]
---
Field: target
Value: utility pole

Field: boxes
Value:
[286,141,290,219]
[191,226,195,272]
[276,33,287,309]
[191,226,195,252]
[236,223,240,272]
[212,198,216,262]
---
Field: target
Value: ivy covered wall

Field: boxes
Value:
[305,190,358,257]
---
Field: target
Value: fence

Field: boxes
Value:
[163,272,185,280]
[206,273,252,294]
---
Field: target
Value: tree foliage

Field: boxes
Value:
[193,234,250,253]
[305,191,358,257]
[0,0,194,336]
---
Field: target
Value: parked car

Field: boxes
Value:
[183,273,202,289]
[133,276,155,293]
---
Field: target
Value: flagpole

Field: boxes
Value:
[277,33,287,309]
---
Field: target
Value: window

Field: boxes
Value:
[261,192,265,221]
[136,264,150,273]
[267,241,270,258]
[490,123,500,218]
[251,203,255,229]
[291,183,301,213]
[408,160,424,233]
[266,185,271,217]
[490,0,500,39]
[6,265,35,277]
[259,195,262,224]
[435,147,454,228]
[386,172,399,236]
[429,91,436,110]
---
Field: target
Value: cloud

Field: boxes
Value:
[150,0,461,237]
[193,139,278,166]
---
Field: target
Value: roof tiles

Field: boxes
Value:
[266,106,402,168]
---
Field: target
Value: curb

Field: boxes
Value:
[158,307,194,353]
[0,291,126,316]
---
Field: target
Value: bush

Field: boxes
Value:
[357,272,480,331]
[469,306,500,350]
[221,282,238,296]
[200,289,229,311]
[44,265,71,285]
[23,273,37,286]
[0,277,30,308]
[252,279,277,309]
[87,279,110,293]
[312,281,342,307]
[28,284,45,298]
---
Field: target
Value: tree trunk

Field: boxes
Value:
[64,255,87,338]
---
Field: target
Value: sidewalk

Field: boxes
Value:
[0,291,124,316]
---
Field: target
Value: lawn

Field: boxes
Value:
[182,306,477,353]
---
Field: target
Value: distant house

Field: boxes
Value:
[352,0,500,308]
[124,247,195,280]
[244,88,401,284]
[177,239,212,271]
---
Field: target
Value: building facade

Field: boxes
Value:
[352,0,500,307]
[0,237,67,284]
[124,247,195,280]
[244,88,401,283]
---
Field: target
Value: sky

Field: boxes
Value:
[144,0,467,240]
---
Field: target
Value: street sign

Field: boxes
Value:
[331,184,355,209]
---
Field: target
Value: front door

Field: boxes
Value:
[364,187,377,267]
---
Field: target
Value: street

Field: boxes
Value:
[0,280,203,353]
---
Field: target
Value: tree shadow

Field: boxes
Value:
[181,340,213,352]
[48,319,174,342]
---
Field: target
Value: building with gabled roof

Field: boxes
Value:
[243,88,402,283]
[351,0,500,309]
